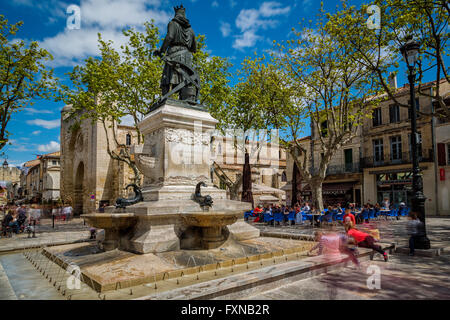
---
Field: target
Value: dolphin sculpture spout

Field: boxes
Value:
[193,181,213,208]
[115,184,143,208]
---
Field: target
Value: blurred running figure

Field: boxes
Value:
[345,221,388,262]
[308,231,360,266]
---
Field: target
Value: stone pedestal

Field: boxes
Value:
[133,101,221,201]
[84,101,260,254]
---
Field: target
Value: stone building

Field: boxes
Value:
[19,159,39,200]
[0,164,21,200]
[17,152,61,203]
[210,136,287,205]
[361,79,450,214]
[41,152,61,201]
[284,128,363,207]
[434,87,450,215]
[60,105,140,215]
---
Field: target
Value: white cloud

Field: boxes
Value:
[220,22,232,37]
[233,2,290,50]
[259,2,291,17]
[233,30,261,49]
[26,119,60,129]
[38,141,60,153]
[119,115,135,127]
[212,1,219,7]
[35,0,172,67]
[32,131,42,135]
[25,108,53,114]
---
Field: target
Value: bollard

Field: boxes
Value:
[52,214,55,229]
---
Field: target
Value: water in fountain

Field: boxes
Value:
[186,255,197,269]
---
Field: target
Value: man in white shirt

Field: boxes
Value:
[302,202,311,212]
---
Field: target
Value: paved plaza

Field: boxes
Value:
[0,218,91,253]
[1,215,449,300]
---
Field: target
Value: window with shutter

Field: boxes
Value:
[437,143,446,166]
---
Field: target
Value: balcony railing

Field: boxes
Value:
[361,149,433,168]
[309,163,361,176]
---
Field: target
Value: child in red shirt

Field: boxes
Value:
[345,221,388,262]
[343,208,356,226]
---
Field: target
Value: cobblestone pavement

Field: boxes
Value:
[246,216,450,300]
[250,216,450,249]
[246,250,450,300]
[0,218,91,253]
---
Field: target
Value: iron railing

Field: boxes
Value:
[361,149,433,168]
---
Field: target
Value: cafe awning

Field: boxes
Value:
[302,182,355,194]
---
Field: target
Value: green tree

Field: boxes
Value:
[327,0,449,120]
[61,22,162,186]
[0,15,58,151]
[273,5,383,212]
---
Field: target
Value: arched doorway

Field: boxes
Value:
[74,162,84,216]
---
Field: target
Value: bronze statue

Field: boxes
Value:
[154,5,200,105]
[194,182,213,208]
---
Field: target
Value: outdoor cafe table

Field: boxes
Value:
[309,213,323,227]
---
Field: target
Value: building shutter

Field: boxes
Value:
[437,143,446,166]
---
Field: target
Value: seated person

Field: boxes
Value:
[302,202,311,212]
[1,211,13,236]
[343,208,356,226]
[8,211,20,234]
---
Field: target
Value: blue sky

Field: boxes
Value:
[0,0,442,166]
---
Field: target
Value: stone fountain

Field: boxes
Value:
[82,99,260,253]
[26,7,314,297]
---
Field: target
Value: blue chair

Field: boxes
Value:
[302,212,310,222]
[386,209,396,219]
[362,210,369,221]
[331,211,338,222]
[323,214,333,224]
[399,207,408,216]
[274,212,284,225]
[263,213,273,224]
[368,208,375,219]
[288,211,296,224]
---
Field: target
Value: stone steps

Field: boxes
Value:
[135,243,395,300]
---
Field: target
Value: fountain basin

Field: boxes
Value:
[82,213,137,229]
[181,211,240,227]
[82,213,137,251]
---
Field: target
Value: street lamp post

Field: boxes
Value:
[400,36,430,249]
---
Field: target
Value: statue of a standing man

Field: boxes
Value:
[154,5,199,104]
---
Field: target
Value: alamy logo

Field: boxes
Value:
[66,263,81,290]
[366,5,381,30]
[66,4,81,30]
[366,265,381,289]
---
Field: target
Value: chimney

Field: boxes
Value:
[388,73,397,89]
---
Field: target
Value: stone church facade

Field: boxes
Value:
[60,105,139,215]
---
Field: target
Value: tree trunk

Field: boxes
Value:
[241,152,254,208]
[310,178,324,213]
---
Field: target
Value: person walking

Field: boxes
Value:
[406,211,425,256]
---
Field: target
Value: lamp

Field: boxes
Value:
[400,36,420,69]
